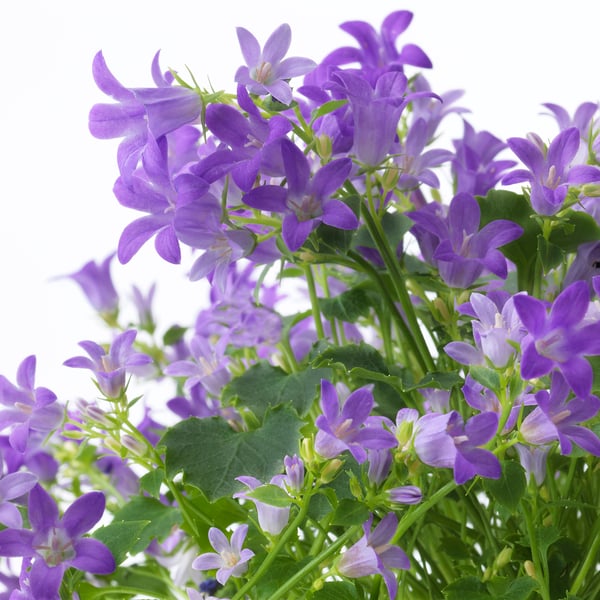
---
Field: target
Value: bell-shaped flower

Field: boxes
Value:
[192,525,254,585]
[0,485,115,598]
[0,471,37,528]
[0,356,63,453]
[520,371,600,455]
[408,193,523,288]
[243,139,356,251]
[337,512,410,600]
[503,127,600,215]
[234,23,316,105]
[63,329,153,398]
[315,380,397,464]
[514,280,600,398]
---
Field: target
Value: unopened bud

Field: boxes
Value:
[495,546,512,569]
[380,166,399,192]
[104,436,122,456]
[581,183,600,197]
[300,437,316,466]
[315,134,332,161]
[320,459,343,483]
[121,434,147,457]
[524,560,537,579]
[433,297,450,322]
[86,404,114,428]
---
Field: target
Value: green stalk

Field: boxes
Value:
[360,202,435,374]
[302,262,325,339]
[268,526,360,600]
[569,519,600,595]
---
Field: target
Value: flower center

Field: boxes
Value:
[535,330,566,361]
[221,549,239,567]
[35,527,75,567]
[287,194,322,221]
[253,61,273,84]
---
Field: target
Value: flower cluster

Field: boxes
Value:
[2,8,600,600]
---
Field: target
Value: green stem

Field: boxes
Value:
[360,202,435,374]
[521,498,550,600]
[268,526,360,600]
[232,490,315,600]
[302,262,325,339]
[570,522,600,595]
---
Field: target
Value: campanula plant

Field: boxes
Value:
[2,9,600,600]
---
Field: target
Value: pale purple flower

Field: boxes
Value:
[89,50,202,176]
[234,476,290,536]
[62,253,119,316]
[337,512,410,600]
[243,139,356,251]
[0,485,115,598]
[520,371,600,455]
[192,525,254,585]
[164,335,230,397]
[366,448,392,486]
[513,280,600,398]
[452,121,516,196]
[0,472,37,528]
[174,193,255,290]
[503,127,600,215]
[235,23,316,105]
[515,443,550,486]
[0,356,63,453]
[563,240,600,291]
[408,193,523,288]
[315,380,397,464]
[63,330,153,398]
[414,411,501,485]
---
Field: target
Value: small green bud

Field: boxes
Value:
[320,459,343,483]
[582,183,600,197]
[315,134,332,161]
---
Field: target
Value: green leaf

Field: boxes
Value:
[536,526,561,558]
[162,324,187,346]
[93,520,149,565]
[222,362,327,418]
[139,469,164,498]
[548,209,600,252]
[331,498,370,526]
[310,99,348,121]
[498,576,539,600]
[319,288,371,322]
[311,581,359,599]
[162,406,303,501]
[404,370,464,391]
[537,236,564,273]
[484,461,526,512]
[469,366,501,392]
[112,497,182,554]
[247,484,293,507]
[444,576,490,599]
[312,342,389,375]
[254,556,312,600]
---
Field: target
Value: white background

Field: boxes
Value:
[0,1,598,400]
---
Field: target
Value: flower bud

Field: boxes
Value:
[524,560,537,579]
[388,485,422,505]
[494,546,512,569]
[320,459,343,484]
[315,134,332,161]
[121,434,147,457]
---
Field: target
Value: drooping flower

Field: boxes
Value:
[337,512,410,600]
[234,23,316,105]
[513,280,600,398]
[502,127,600,215]
[62,253,119,318]
[192,525,254,585]
[234,475,290,536]
[63,329,153,398]
[243,139,356,251]
[0,356,63,453]
[315,380,397,464]
[0,485,115,598]
[89,50,202,176]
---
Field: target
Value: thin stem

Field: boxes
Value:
[302,262,325,340]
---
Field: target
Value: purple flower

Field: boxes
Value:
[0,356,63,453]
[164,335,230,397]
[0,485,115,598]
[315,380,397,464]
[174,193,255,290]
[452,121,516,196]
[308,11,431,86]
[89,50,202,176]
[192,525,254,585]
[0,472,37,528]
[63,329,153,398]
[515,444,550,486]
[503,127,600,215]
[62,253,119,317]
[513,281,600,398]
[408,193,523,288]
[414,411,501,485]
[520,371,600,455]
[329,70,431,167]
[234,23,316,105]
[337,512,410,600]
[243,139,356,251]
[234,475,290,536]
